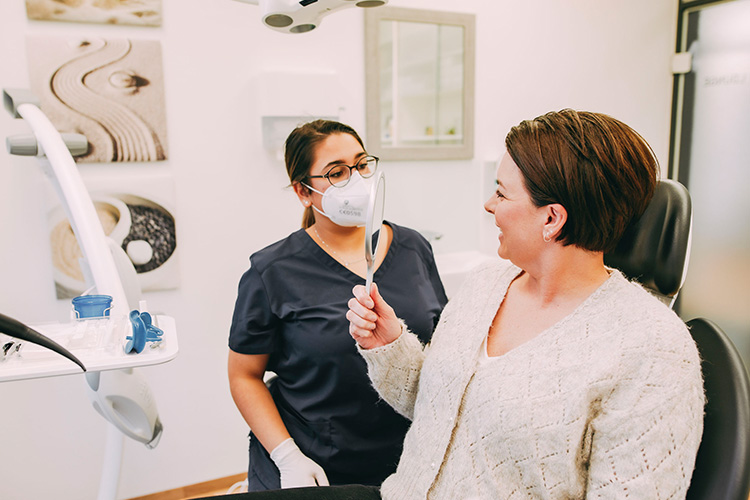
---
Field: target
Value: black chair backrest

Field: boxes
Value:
[686,318,750,500]
[604,179,692,306]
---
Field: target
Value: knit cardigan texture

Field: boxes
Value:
[359,259,704,499]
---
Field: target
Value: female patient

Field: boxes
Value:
[347,109,704,499]
[218,109,704,499]
[228,119,447,491]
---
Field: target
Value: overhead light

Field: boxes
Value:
[233,0,388,34]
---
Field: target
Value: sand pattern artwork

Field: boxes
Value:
[49,193,179,298]
[50,202,120,283]
[27,35,168,163]
[25,0,162,27]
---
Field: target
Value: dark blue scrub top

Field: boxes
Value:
[229,222,447,485]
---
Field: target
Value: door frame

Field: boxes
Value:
[668,0,740,182]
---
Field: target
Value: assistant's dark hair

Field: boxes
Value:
[284,119,365,228]
[505,109,659,253]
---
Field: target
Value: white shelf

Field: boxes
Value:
[0,315,178,382]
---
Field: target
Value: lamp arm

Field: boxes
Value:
[14,102,131,317]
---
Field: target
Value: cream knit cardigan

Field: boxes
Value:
[359,259,704,499]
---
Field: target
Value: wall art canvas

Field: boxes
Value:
[46,172,179,299]
[27,35,168,163]
[25,0,162,27]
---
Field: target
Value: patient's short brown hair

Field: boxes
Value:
[505,109,659,252]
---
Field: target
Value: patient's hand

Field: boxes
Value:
[347,283,403,350]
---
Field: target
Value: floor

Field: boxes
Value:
[126,473,247,500]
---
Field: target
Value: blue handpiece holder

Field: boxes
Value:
[125,310,147,354]
[124,310,164,353]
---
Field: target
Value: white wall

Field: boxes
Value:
[0,0,677,498]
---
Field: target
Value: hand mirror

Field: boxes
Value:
[365,171,386,293]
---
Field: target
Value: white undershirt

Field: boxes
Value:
[479,335,498,364]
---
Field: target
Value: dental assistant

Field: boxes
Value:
[228,119,448,491]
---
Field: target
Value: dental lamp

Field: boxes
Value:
[3,87,169,500]
[233,0,388,34]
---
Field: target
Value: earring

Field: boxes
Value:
[543,231,552,243]
[303,200,310,206]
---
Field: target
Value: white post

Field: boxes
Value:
[98,424,125,500]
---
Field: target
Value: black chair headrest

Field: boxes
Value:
[604,179,692,304]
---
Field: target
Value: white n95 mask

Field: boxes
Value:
[303,172,371,227]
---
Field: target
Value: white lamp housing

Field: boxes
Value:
[234,0,388,34]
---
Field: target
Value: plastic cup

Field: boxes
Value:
[72,295,113,320]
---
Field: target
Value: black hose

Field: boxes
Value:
[0,312,86,372]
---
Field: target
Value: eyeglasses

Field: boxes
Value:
[307,155,379,187]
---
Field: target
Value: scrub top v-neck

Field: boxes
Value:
[229,221,448,487]
[307,224,392,282]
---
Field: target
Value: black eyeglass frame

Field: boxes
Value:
[307,155,380,187]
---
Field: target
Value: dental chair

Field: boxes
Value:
[604,179,750,499]
[603,178,692,307]
[685,318,750,500]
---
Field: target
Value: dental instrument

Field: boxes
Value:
[0,312,86,372]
